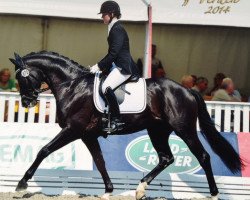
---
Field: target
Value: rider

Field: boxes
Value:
[90,1,139,132]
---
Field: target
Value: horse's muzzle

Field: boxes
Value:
[21,95,37,108]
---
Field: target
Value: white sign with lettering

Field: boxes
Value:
[152,0,250,27]
[0,123,93,172]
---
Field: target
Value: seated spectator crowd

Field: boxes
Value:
[181,73,243,102]
[0,65,248,103]
[0,68,17,92]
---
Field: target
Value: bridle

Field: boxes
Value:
[11,51,93,107]
[16,67,92,103]
[16,68,50,105]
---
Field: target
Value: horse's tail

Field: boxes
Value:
[190,90,243,173]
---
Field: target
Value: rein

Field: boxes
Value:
[17,67,92,95]
[36,87,50,94]
[37,72,92,95]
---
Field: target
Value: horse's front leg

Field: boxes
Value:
[82,136,113,200]
[16,126,79,191]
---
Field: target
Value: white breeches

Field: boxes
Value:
[102,67,131,94]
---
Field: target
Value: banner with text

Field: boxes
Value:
[0,0,249,27]
[152,0,250,27]
[97,130,241,177]
[1,123,248,177]
[0,123,93,173]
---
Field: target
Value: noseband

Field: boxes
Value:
[16,68,50,102]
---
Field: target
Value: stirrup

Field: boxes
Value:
[102,117,124,134]
[112,120,125,130]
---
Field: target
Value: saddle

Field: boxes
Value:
[93,72,147,114]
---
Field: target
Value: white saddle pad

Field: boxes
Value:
[93,72,147,114]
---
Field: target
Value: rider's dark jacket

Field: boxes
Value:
[98,21,139,76]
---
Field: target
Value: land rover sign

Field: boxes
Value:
[125,135,202,174]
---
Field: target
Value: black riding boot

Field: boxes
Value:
[103,87,124,133]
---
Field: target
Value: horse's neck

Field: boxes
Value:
[30,59,81,97]
[49,68,81,95]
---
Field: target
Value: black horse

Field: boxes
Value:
[9,52,242,200]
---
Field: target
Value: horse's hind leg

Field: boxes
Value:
[16,127,79,191]
[136,124,174,200]
[177,129,219,199]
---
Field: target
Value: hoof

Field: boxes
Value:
[15,180,28,192]
[100,193,111,200]
[136,191,146,200]
[136,182,148,200]
[100,197,109,200]
[211,193,219,200]
[138,195,148,200]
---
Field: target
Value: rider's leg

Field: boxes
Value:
[102,67,130,131]
[102,67,130,94]
[103,87,121,120]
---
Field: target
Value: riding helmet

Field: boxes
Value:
[98,1,121,18]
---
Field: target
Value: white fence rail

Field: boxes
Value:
[0,92,56,124]
[206,101,250,133]
[1,169,250,200]
[0,92,250,132]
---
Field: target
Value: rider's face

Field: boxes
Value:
[102,13,110,24]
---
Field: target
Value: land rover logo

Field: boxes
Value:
[125,135,202,174]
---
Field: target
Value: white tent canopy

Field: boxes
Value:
[0,0,250,27]
[0,0,148,22]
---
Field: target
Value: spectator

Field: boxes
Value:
[208,73,226,96]
[151,44,165,78]
[137,44,165,78]
[192,77,208,94]
[155,68,165,78]
[181,75,194,89]
[0,68,17,92]
[212,78,241,102]
[191,75,197,85]
[41,83,51,94]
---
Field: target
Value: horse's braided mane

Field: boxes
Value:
[23,51,90,72]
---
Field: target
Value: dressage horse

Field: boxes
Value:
[9,52,242,200]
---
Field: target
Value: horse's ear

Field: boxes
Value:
[14,52,21,60]
[9,57,21,72]
[14,52,25,68]
[9,58,17,66]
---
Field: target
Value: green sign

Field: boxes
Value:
[125,135,201,174]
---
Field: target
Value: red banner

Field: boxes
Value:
[238,133,250,177]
